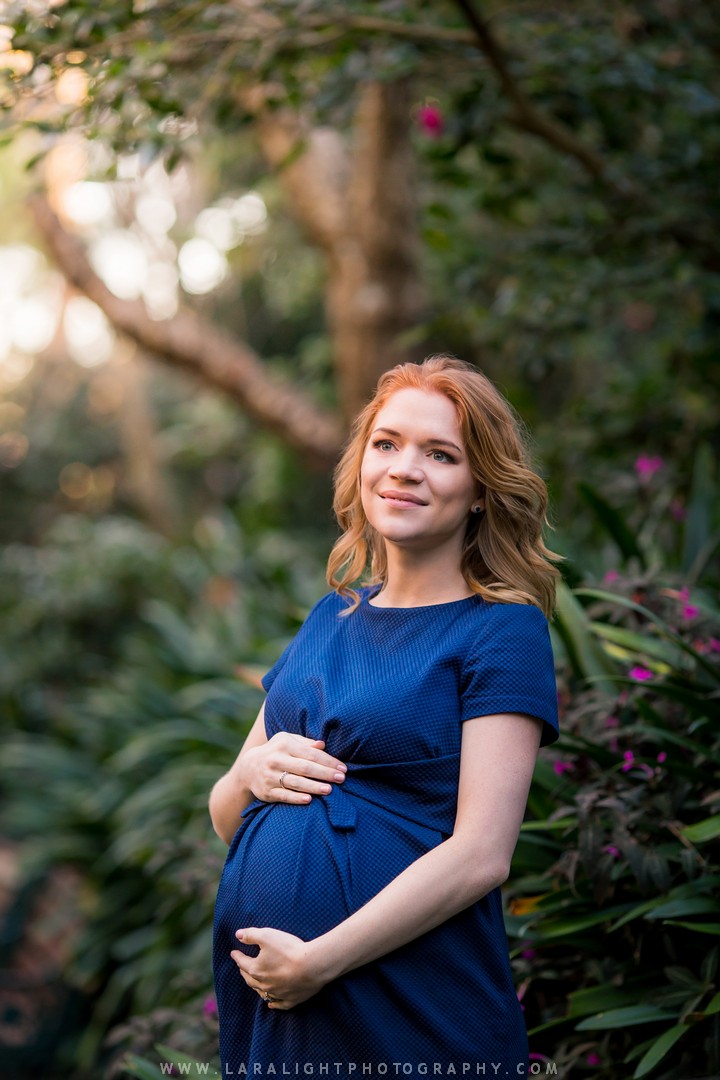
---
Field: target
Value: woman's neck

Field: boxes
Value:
[370,548,472,608]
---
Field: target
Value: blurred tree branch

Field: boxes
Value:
[28,196,344,468]
[452,0,636,198]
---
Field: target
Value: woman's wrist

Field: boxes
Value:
[305,931,348,986]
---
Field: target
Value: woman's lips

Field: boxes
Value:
[379,490,427,508]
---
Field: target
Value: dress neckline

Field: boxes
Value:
[361,585,481,612]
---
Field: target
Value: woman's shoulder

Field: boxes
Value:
[460,598,551,655]
[301,588,355,624]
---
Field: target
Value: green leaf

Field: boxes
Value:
[663,921,720,935]
[578,482,647,567]
[567,981,651,1017]
[576,1005,677,1030]
[682,815,720,844]
[647,898,720,920]
[633,1024,690,1078]
[703,990,720,1016]
[682,443,716,574]
[590,622,689,668]
[553,581,618,692]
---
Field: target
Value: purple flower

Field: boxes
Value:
[553,760,574,775]
[629,665,654,682]
[603,844,620,858]
[682,604,699,620]
[521,948,537,960]
[605,715,619,728]
[587,1052,601,1066]
[202,994,217,1017]
[417,104,443,137]
[603,569,620,584]
[634,454,664,479]
[621,750,635,772]
[657,751,667,763]
[710,638,720,654]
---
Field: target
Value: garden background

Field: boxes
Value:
[0,3,718,1078]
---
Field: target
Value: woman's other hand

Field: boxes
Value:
[231,926,329,1009]
[243,732,347,806]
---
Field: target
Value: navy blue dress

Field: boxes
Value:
[213,588,558,1078]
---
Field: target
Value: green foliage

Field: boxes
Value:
[507,499,720,1077]
[0,510,325,1075]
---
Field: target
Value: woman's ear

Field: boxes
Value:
[470,486,486,514]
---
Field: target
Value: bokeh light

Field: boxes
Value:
[178,238,228,295]
[63,297,114,367]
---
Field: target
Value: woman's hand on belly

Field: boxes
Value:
[244,733,347,805]
[231,926,328,1010]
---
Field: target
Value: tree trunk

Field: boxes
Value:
[252,80,426,422]
[329,80,426,421]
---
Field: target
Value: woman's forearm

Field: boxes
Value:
[309,834,509,984]
[209,756,255,845]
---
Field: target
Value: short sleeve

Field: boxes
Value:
[460,603,559,747]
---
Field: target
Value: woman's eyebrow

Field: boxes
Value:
[371,427,463,454]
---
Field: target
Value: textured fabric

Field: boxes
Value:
[213,588,558,1078]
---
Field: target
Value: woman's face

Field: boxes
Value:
[360,388,481,559]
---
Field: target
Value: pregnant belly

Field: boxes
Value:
[213,788,444,956]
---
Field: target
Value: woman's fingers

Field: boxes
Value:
[278,773,344,798]
[256,733,347,802]
[289,736,347,776]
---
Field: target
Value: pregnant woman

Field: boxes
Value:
[210,355,560,1077]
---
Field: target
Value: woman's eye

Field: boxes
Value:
[374,440,395,451]
[430,449,453,463]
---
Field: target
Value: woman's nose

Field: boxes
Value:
[388,450,424,481]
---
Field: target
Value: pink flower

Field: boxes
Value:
[587,1052,601,1066]
[202,994,217,1016]
[621,750,635,772]
[605,715,619,727]
[417,104,443,137]
[603,569,620,583]
[629,665,653,681]
[678,586,690,601]
[634,454,664,479]
[603,845,620,858]
[553,760,574,775]
[682,604,699,620]
[710,638,720,654]
[657,751,667,763]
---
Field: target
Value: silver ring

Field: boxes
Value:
[279,771,288,789]
[262,991,275,1003]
